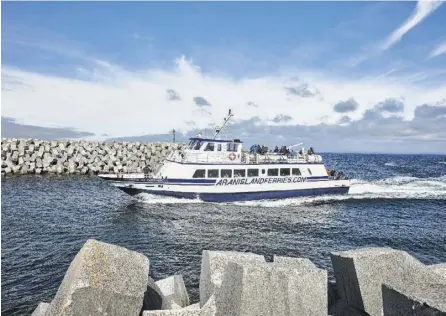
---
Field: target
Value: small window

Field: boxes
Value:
[268,169,279,176]
[227,143,238,152]
[193,141,202,150]
[248,169,259,177]
[262,169,265,174]
[234,169,246,177]
[208,169,219,178]
[204,143,215,151]
[221,169,232,178]
[292,168,301,176]
[280,168,290,176]
[193,169,206,178]
[217,144,222,151]
[307,168,312,176]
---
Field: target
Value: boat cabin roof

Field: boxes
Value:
[188,137,243,143]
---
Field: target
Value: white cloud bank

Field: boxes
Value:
[2,55,446,139]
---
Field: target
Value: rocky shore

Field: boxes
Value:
[30,239,446,316]
[1,138,184,176]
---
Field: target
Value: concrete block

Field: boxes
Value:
[31,302,50,316]
[143,295,216,316]
[331,247,446,316]
[156,275,190,309]
[44,239,149,316]
[428,263,446,279]
[382,282,446,316]
[216,260,327,316]
[199,250,265,307]
[142,277,163,311]
[273,255,317,269]
[183,303,200,310]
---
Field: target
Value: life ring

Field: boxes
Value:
[228,153,236,161]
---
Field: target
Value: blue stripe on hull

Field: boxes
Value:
[119,186,350,202]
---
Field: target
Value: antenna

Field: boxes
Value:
[213,109,234,139]
[289,142,303,149]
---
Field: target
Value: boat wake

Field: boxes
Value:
[134,193,204,204]
[133,175,446,206]
[234,175,446,207]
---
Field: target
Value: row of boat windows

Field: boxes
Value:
[188,141,239,152]
[192,167,312,178]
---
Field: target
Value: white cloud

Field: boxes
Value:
[428,40,446,58]
[380,1,443,51]
[2,55,446,139]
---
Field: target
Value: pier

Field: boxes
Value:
[1,139,183,176]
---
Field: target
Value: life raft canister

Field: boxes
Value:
[228,153,236,160]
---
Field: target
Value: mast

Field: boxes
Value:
[213,109,234,139]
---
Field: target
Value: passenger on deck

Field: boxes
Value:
[307,147,314,155]
[274,146,279,153]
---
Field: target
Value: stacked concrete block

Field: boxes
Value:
[156,275,190,309]
[215,259,327,316]
[1,138,186,176]
[143,295,216,316]
[199,250,265,307]
[382,282,446,315]
[31,302,49,316]
[428,263,446,278]
[331,247,446,316]
[43,239,149,316]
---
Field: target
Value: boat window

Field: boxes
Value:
[292,168,301,176]
[262,169,265,174]
[234,169,246,177]
[193,141,203,150]
[193,169,206,178]
[307,168,312,176]
[227,143,238,152]
[217,144,222,151]
[248,169,259,177]
[188,140,196,149]
[268,169,279,176]
[204,143,215,151]
[280,168,290,176]
[221,169,232,178]
[207,169,219,178]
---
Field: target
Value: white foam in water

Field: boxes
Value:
[439,161,446,165]
[384,161,398,167]
[135,193,204,204]
[135,176,446,206]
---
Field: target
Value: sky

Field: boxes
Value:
[1,1,446,154]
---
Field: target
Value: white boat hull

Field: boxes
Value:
[101,174,350,202]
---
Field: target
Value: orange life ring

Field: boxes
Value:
[228,153,236,160]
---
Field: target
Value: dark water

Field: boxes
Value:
[2,153,446,315]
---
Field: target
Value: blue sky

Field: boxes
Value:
[2,1,446,153]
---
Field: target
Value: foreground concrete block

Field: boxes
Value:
[428,263,446,279]
[382,282,446,315]
[199,250,265,307]
[273,255,316,269]
[143,295,216,316]
[31,302,50,316]
[156,275,189,309]
[331,247,446,316]
[142,277,164,311]
[216,260,327,316]
[45,239,149,316]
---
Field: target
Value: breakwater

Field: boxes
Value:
[1,138,184,176]
[29,239,446,316]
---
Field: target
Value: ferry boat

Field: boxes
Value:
[98,110,350,202]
